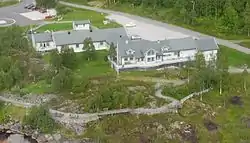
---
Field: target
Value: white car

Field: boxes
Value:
[125,22,136,27]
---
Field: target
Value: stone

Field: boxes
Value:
[53,133,62,142]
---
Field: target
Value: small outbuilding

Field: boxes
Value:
[72,20,91,30]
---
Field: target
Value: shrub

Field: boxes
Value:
[23,106,56,133]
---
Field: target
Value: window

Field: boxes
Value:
[141,58,144,61]
[151,57,155,61]
[130,57,133,60]
[174,51,180,57]
[76,44,79,48]
[46,42,50,46]
[124,58,127,61]
[147,58,151,62]
[100,42,104,45]
[43,43,46,47]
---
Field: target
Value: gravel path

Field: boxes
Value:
[59,1,250,54]
[0,67,247,125]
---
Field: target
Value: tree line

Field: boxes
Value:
[105,0,250,37]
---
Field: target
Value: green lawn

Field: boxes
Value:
[239,41,250,49]
[37,4,121,32]
[60,5,121,29]
[36,23,73,32]
[0,0,19,7]
[220,45,250,67]
[73,50,115,78]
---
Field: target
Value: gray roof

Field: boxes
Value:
[118,37,218,58]
[196,38,219,51]
[32,27,218,57]
[73,20,91,25]
[33,32,53,42]
[52,27,127,46]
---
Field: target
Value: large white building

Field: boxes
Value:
[30,20,219,71]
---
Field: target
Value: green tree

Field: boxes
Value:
[242,67,248,94]
[49,50,62,71]
[109,42,116,61]
[83,37,96,61]
[194,52,206,100]
[23,106,56,133]
[36,0,57,9]
[216,48,229,95]
[61,47,77,69]
[244,2,250,36]
[221,0,239,33]
[52,67,73,92]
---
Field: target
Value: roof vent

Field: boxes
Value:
[125,40,128,44]
[68,31,71,35]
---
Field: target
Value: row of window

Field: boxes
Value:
[40,43,50,47]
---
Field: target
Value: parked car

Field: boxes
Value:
[24,4,32,9]
[31,7,39,11]
[26,4,35,9]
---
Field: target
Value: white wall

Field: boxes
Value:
[180,49,197,58]
[121,56,137,65]
[36,41,56,51]
[202,50,217,61]
[162,52,178,60]
[73,23,90,30]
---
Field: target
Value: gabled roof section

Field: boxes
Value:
[166,37,197,52]
[33,32,53,42]
[52,27,128,46]
[196,38,219,51]
[73,20,91,25]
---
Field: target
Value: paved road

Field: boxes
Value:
[59,1,250,54]
[0,0,41,26]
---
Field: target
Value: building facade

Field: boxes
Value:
[30,20,219,70]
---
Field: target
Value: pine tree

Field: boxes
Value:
[244,2,250,36]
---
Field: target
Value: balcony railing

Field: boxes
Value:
[110,56,195,70]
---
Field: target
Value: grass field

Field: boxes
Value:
[0,0,19,7]
[220,45,250,67]
[37,4,121,32]
[239,41,250,49]
[36,23,72,32]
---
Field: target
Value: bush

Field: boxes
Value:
[23,106,56,133]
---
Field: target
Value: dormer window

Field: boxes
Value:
[161,46,170,53]
[126,49,134,55]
